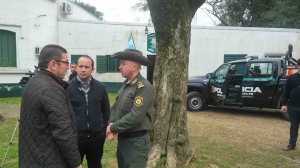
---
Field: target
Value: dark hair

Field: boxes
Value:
[70,60,78,65]
[297,59,300,66]
[38,44,67,70]
[78,55,94,68]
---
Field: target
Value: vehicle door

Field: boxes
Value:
[208,64,231,106]
[225,63,247,104]
[241,62,277,107]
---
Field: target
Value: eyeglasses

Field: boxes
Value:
[55,60,69,66]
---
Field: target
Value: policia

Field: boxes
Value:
[106,49,153,168]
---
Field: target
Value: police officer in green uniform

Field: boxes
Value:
[106,49,153,168]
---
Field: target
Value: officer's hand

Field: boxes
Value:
[107,133,117,141]
[107,133,114,141]
[106,123,112,136]
[281,106,287,112]
[75,164,82,168]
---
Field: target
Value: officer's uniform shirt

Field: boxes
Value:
[109,73,153,133]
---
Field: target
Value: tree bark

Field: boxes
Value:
[146,0,205,167]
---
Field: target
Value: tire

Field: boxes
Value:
[186,91,205,111]
[282,111,289,121]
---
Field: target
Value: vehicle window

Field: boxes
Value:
[213,64,230,79]
[247,62,273,78]
[228,63,246,75]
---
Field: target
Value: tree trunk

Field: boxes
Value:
[146,0,205,167]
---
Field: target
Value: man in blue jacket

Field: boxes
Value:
[67,55,110,168]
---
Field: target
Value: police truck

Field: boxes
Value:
[186,44,297,120]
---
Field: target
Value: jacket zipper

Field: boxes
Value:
[85,93,90,137]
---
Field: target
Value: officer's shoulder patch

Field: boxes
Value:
[134,96,143,106]
[138,82,144,89]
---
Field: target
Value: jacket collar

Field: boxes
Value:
[74,76,94,87]
[39,69,69,89]
[124,72,142,86]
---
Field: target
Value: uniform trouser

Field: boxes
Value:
[78,130,106,168]
[117,133,150,168]
[288,106,300,147]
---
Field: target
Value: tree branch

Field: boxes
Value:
[206,1,229,26]
[202,9,218,26]
[189,0,206,17]
[184,149,195,167]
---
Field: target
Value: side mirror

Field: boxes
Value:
[288,44,293,52]
[286,44,293,59]
[206,73,212,79]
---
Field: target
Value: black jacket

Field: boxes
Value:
[69,73,77,81]
[282,72,300,107]
[19,70,81,168]
[67,77,110,137]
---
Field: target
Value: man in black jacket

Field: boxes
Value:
[282,58,300,151]
[68,60,77,81]
[19,44,82,168]
[66,55,110,168]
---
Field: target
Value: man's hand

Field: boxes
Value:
[106,123,113,136]
[281,105,287,112]
[75,164,82,168]
[106,123,117,141]
[107,133,117,141]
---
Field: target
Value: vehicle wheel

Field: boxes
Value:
[186,92,205,111]
[282,112,289,121]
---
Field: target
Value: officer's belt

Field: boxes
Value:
[118,130,147,139]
